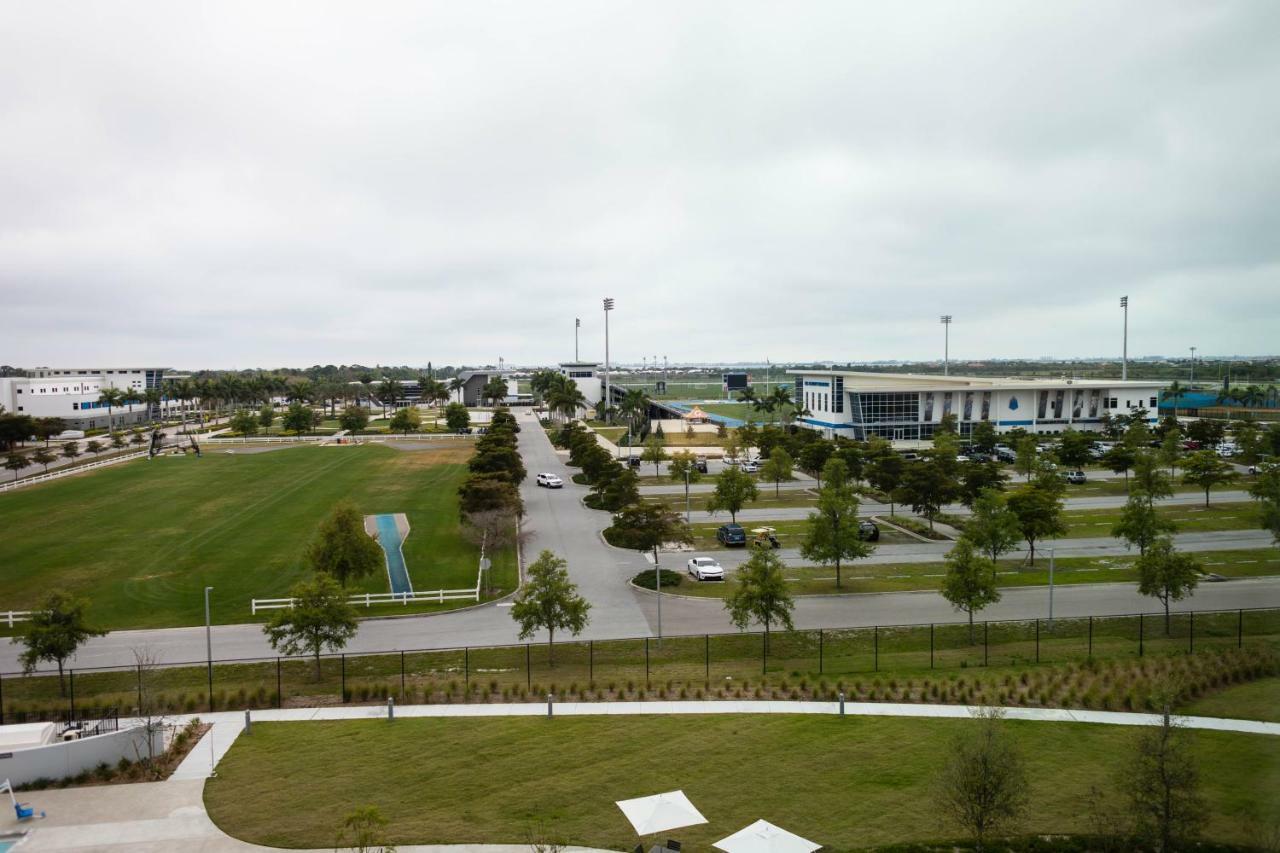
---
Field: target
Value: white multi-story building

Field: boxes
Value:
[0,367,170,430]
[786,369,1161,441]
[558,362,604,411]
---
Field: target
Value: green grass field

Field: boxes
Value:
[1060,502,1261,538]
[0,442,515,629]
[204,715,1279,851]
[1182,676,1280,723]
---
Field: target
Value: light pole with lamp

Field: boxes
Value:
[1189,346,1196,389]
[1120,296,1129,380]
[574,318,580,362]
[940,316,952,376]
[1047,548,1055,631]
[603,298,614,422]
[204,586,214,711]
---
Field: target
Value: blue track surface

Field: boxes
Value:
[374,514,412,595]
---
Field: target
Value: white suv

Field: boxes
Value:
[687,556,724,581]
[535,472,564,488]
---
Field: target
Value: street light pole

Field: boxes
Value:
[1120,296,1129,380]
[685,467,691,524]
[603,298,614,422]
[574,318,580,362]
[1047,549,1055,630]
[204,586,214,709]
[1189,346,1196,388]
[940,316,952,376]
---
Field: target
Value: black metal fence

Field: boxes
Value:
[2,605,1277,724]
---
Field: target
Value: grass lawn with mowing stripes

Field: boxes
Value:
[204,715,1279,851]
[1181,676,1280,723]
[0,442,515,630]
[1059,501,1261,538]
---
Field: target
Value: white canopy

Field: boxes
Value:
[713,819,821,853]
[616,790,709,836]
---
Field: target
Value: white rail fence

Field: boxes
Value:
[251,586,480,615]
[203,433,476,445]
[3,610,35,628]
[0,451,151,493]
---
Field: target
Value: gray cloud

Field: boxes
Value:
[1,1,1277,368]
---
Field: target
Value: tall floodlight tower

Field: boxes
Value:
[603,298,615,421]
[1120,296,1129,380]
[575,318,580,361]
[940,315,952,376]
[1189,346,1196,388]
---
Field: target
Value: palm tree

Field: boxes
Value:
[768,386,796,426]
[96,387,124,431]
[619,388,650,436]
[1166,380,1184,419]
[141,387,162,424]
[448,377,465,404]
[546,376,586,422]
[377,379,399,417]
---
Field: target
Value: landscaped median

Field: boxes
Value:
[203,712,1279,850]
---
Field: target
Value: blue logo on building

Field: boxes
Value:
[1008,396,1019,410]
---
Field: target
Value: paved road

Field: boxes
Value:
[4,417,1278,673]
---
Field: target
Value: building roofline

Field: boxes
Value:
[785,369,1160,388]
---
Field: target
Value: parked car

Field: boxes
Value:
[716,523,747,546]
[1064,470,1087,485]
[535,472,563,488]
[686,556,725,581]
[1216,443,1238,458]
[693,458,709,474]
[1181,440,1202,451]
[858,520,880,541]
[740,460,760,473]
[995,449,1017,464]
[626,456,642,468]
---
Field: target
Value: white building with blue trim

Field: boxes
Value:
[786,370,1162,441]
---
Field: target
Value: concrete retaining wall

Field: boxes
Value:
[0,725,165,787]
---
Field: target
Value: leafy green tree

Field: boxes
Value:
[1125,703,1206,853]
[4,452,25,481]
[1159,430,1182,477]
[1130,450,1174,507]
[339,405,370,433]
[668,449,703,506]
[800,458,871,589]
[706,465,758,523]
[1014,435,1039,481]
[798,440,834,485]
[481,376,510,408]
[590,462,640,511]
[84,439,104,456]
[388,406,421,434]
[509,550,591,665]
[444,402,470,432]
[14,590,106,694]
[1113,495,1177,557]
[31,448,56,471]
[937,412,959,435]
[724,548,794,653]
[941,539,1001,642]
[60,440,81,463]
[1006,481,1066,565]
[109,431,127,450]
[962,489,1022,563]
[1234,421,1263,467]
[230,409,259,436]
[283,401,316,435]
[262,574,359,679]
[640,434,669,476]
[896,456,959,531]
[334,805,397,853]
[971,420,998,454]
[1056,429,1093,469]
[1181,450,1238,507]
[934,707,1028,852]
[867,444,905,515]
[258,404,275,430]
[468,446,525,485]
[759,447,796,497]
[1103,443,1138,492]
[1136,538,1201,634]
[1249,464,1280,545]
[959,461,1009,508]
[306,501,384,587]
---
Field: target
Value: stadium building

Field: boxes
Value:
[0,366,171,431]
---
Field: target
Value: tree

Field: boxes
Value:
[339,405,370,433]
[482,376,509,408]
[1130,450,1174,508]
[444,402,470,432]
[971,420,998,454]
[941,539,1001,642]
[84,439,104,456]
[97,387,124,431]
[1136,539,1201,635]
[798,441,834,485]
[335,805,397,853]
[259,404,275,430]
[1181,450,1238,507]
[60,440,81,463]
[724,548,794,653]
[388,406,422,434]
[306,502,384,587]
[13,590,105,695]
[458,473,523,519]
[759,447,796,497]
[262,574,359,679]
[1113,495,1177,557]
[1056,429,1093,470]
[110,431,126,450]
[706,465,758,522]
[640,434,668,476]
[31,448,56,472]
[1159,429,1182,477]
[867,446,905,515]
[282,401,316,435]
[509,550,590,665]
[959,461,1009,508]
[895,456,958,531]
[1125,701,1206,852]
[230,409,259,436]
[667,449,703,507]
[1006,481,1066,565]
[962,489,1022,563]
[590,462,640,512]
[1103,443,1138,492]
[1013,435,1039,481]
[5,452,26,481]
[1249,463,1280,545]
[800,458,872,589]
[933,707,1028,853]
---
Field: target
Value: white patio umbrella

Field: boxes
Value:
[713,819,821,853]
[615,790,709,836]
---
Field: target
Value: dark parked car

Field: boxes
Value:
[858,520,880,542]
[693,458,709,474]
[716,523,747,546]
[627,456,641,468]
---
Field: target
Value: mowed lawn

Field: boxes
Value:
[205,715,1280,851]
[0,442,509,629]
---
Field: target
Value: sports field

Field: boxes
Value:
[205,715,1279,850]
[0,442,516,629]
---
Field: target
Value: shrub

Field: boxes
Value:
[631,569,684,590]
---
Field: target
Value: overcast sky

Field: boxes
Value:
[1,2,1277,369]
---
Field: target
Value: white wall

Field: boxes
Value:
[0,725,166,787]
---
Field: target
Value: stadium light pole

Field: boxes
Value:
[603,298,614,422]
[1120,296,1129,380]
[940,316,952,376]
[1189,346,1196,388]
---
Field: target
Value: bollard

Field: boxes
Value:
[547,692,554,718]
[243,709,251,735]
[838,691,845,717]
[388,696,395,721]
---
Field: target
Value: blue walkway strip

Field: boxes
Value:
[374,514,412,595]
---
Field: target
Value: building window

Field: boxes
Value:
[1149,397,1157,408]
[833,376,844,414]
[857,392,921,423]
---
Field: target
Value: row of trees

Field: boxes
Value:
[457,410,525,572]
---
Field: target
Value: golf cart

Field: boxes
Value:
[751,527,781,549]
